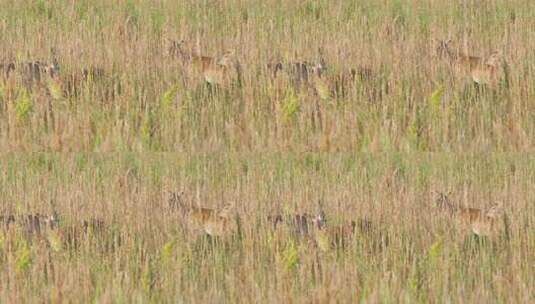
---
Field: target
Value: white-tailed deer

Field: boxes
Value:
[167,191,238,237]
[268,60,326,87]
[435,39,505,87]
[186,202,238,237]
[0,214,15,228]
[267,200,327,237]
[5,212,61,237]
[434,191,504,236]
[192,50,237,85]
[167,39,239,86]
[267,211,327,246]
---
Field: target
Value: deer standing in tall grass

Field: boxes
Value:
[0,62,15,79]
[267,210,327,237]
[192,50,236,85]
[167,191,238,237]
[434,191,505,237]
[266,48,327,90]
[435,39,506,88]
[0,59,59,88]
[0,212,60,237]
[266,47,376,99]
[168,39,239,86]
[266,199,329,240]
[0,49,61,98]
[0,214,15,228]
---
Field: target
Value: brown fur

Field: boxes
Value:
[168,192,238,237]
[0,62,15,78]
[268,211,326,237]
[268,60,326,88]
[436,39,504,87]
[0,212,60,237]
[0,59,60,89]
[0,214,16,228]
[167,39,238,86]
[434,191,504,236]
[190,50,236,85]
[188,204,236,236]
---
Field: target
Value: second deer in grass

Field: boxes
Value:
[0,62,15,79]
[267,210,327,238]
[266,48,327,90]
[168,39,239,86]
[192,50,237,86]
[0,212,60,237]
[435,39,506,87]
[267,199,327,238]
[434,191,504,237]
[167,191,238,237]
[0,214,15,228]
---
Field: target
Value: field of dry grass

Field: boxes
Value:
[1,0,534,303]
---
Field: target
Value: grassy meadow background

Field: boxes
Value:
[0,0,534,303]
[0,0,534,151]
[0,154,534,303]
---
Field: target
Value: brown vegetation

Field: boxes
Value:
[0,0,534,302]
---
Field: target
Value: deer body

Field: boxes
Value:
[268,60,326,89]
[167,192,237,237]
[187,205,237,236]
[167,39,237,86]
[436,40,503,87]
[0,212,59,238]
[435,192,503,236]
[0,60,59,89]
[0,214,15,228]
[268,211,326,238]
[191,51,235,85]
[0,62,15,78]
